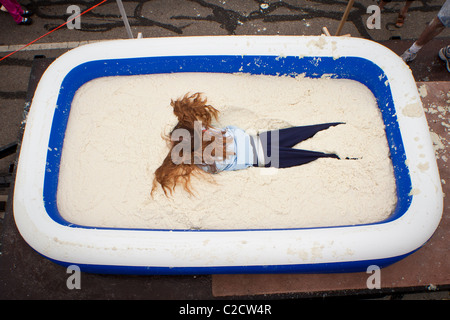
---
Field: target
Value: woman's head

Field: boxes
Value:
[151,93,229,197]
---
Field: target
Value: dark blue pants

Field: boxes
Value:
[256,122,343,168]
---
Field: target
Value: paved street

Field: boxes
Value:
[0,0,449,299]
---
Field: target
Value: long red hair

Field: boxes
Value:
[151,93,230,197]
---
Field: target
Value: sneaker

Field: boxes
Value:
[400,48,417,63]
[18,17,32,25]
[438,45,450,72]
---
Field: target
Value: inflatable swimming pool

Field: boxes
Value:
[13,36,443,274]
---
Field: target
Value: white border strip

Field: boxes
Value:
[0,40,108,53]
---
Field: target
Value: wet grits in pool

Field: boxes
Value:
[57,72,397,230]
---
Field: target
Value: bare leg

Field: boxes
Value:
[400,0,414,16]
[396,0,414,27]
[401,16,446,62]
[415,16,446,47]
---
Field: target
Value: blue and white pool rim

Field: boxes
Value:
[13,36,443,274]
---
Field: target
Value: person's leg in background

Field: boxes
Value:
[401,0,449,63]
[259,123,343,151]
[396,1,414,28]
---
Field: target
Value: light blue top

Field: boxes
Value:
[198,126,255,173]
